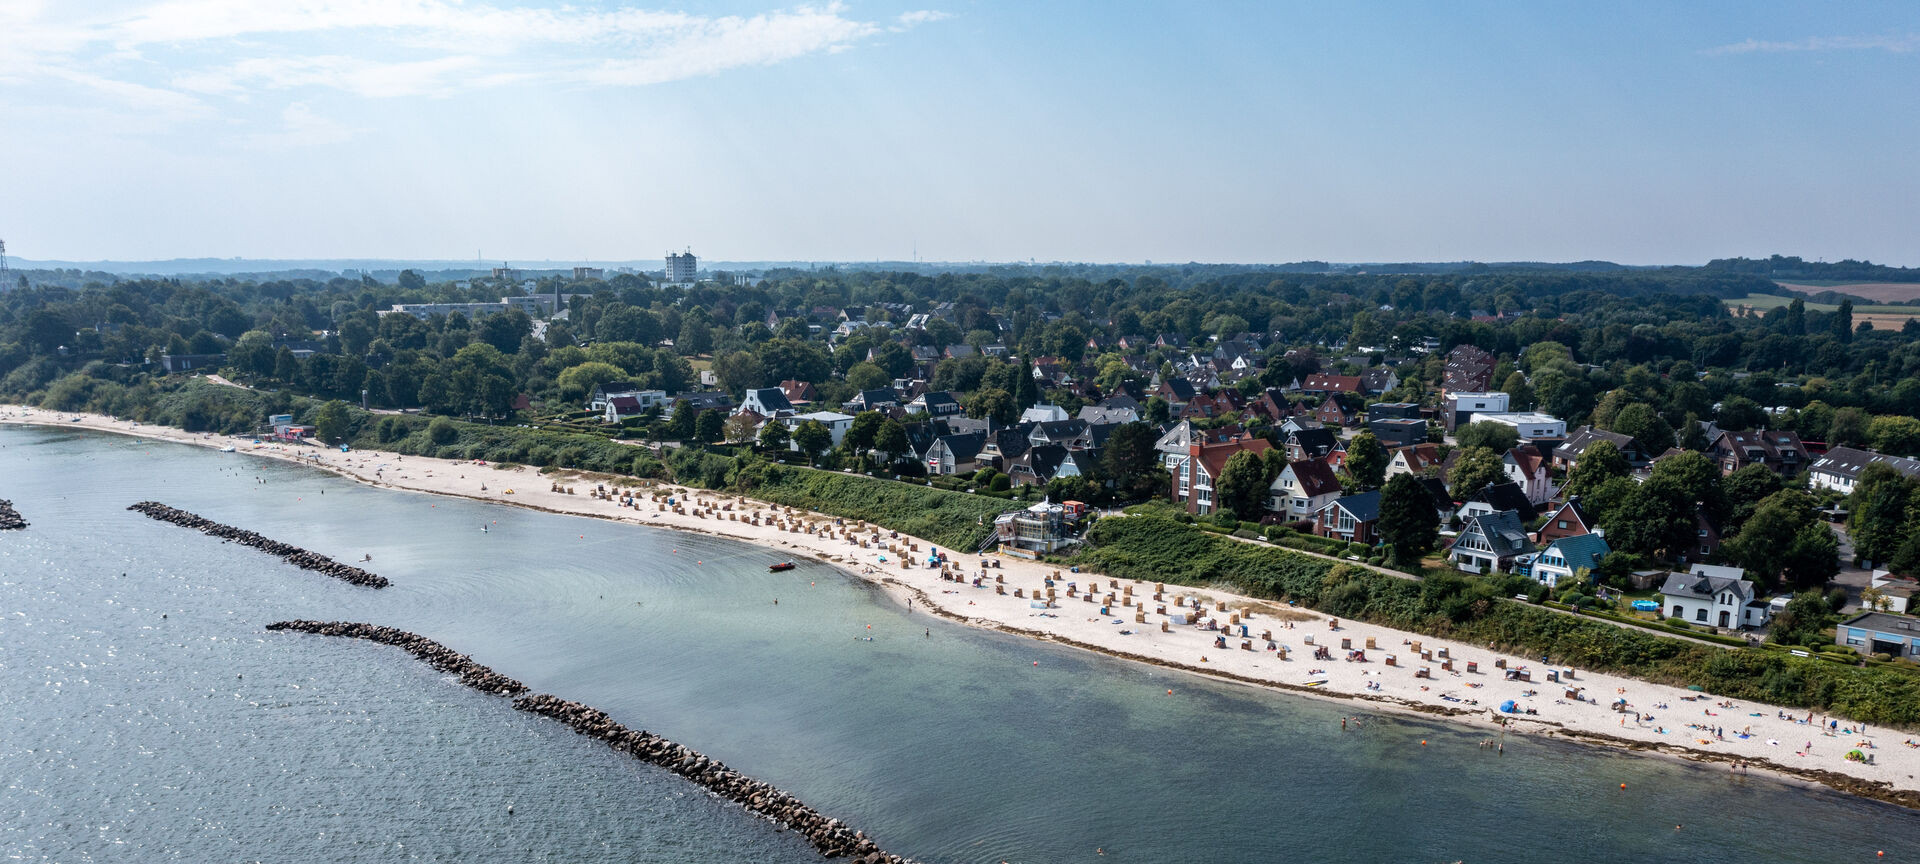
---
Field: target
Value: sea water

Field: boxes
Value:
[3,426,1915,863]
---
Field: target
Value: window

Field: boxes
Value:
[1557,520,1569,529]
[1695,608,1707,622]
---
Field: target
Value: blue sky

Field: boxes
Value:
[2,1,1916,265]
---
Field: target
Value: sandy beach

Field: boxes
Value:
[8,404,1920,808]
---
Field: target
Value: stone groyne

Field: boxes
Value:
[269,620,913,863]
[127,501,388,588]
[511,693,913,864]
[265,621,527,695]
[0,499,25,530]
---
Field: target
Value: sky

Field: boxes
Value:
[1,1,1917,266]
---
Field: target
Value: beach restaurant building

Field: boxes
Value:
[1836,611,1920,659]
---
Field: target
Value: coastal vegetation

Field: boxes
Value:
[1075,515,1920,725]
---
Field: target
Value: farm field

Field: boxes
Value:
[1730,292,1920,331]
[1775,281,1920,304]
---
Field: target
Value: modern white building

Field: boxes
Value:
[779,411,855,450]
[666,250,698,283]
[1469,412,1567,442]
[1444,391,1509,432]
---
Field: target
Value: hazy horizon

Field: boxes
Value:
[4,2,1917,265]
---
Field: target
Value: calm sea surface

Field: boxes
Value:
[3,426,1917,863]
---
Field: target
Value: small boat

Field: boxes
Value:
[219,445,236,452]
[769,561,796,572]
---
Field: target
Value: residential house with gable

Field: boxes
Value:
[1659,564,1770,630]
[1285,427,1341,463]
[1313,491,1380,545]
[1552,426,1644,470]
[1387,443,1445,479]
[1502,446,1555,505]
[1269,458,1342,522]
[1810,446,1920,494]
[1708,429,1810,477]
[1448,509,1537,574]
[1526,533,1611,588]
[738,387,794,417]
[1169,434,1274,516]
[1533,497,1596,544]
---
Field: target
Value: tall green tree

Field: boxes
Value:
[1215,450,1270,522]
[1565,440,1628,497]
[1833,298,1854,342]
[1726,489,1833,589]
[1447,446,1505,500]
[1611,403,1675,454]
[1648,450,1725,520]
[1720,463,1784,532]
[792,419,832,467]
[1847,464,1913,564]
[757,418,791,451]
[1099,422,1161,487]
[312,400,351,444]
[1767,591,1837,647]
[842,410,886,457]
[1455,421,1518,454]
[694,409,725,443]
[967,388,1017,427]
[1344,431,1388,489]
[1603,477,1693,559]
[1868,415,1920,456]
[1378,472,1438,566]
[1828,406,1869,447]
[667,400,697,440]
[875,419,910,465]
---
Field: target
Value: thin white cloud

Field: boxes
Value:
[1706,34,1920,56]
[894,10,953,31]
[238,101,363,149]
[1,1,952,105]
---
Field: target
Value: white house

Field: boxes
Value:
[1502,448,1556,505]
[1470,412,1567,442]
[1659,564,1770,630]
[780,411,855,450]
[1444,391,1509,432]
[1268,458,1342,521]
[1020,404,1070,424]
[738,387,794,417]
[602,390,669,422]
[1809,446,1920,494]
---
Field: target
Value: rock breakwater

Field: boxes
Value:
[127,501,388,588]
[0,499,25,530]
[267,620,913,863]
[512,693,914,863]
[266,621,527,695]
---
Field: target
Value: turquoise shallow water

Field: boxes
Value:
[3,425,1917,863]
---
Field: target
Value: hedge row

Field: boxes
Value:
[731,463,1005,551]
[1075,515,1920,726]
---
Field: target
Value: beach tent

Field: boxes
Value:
[1500,700,1519,713]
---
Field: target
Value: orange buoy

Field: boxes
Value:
[1420,740,1427,746]
[1033,661,1039,666]
[1620,783,1626,789]
[1167,689,1173,695]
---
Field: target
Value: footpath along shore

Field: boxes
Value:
[7,404,1920,810]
